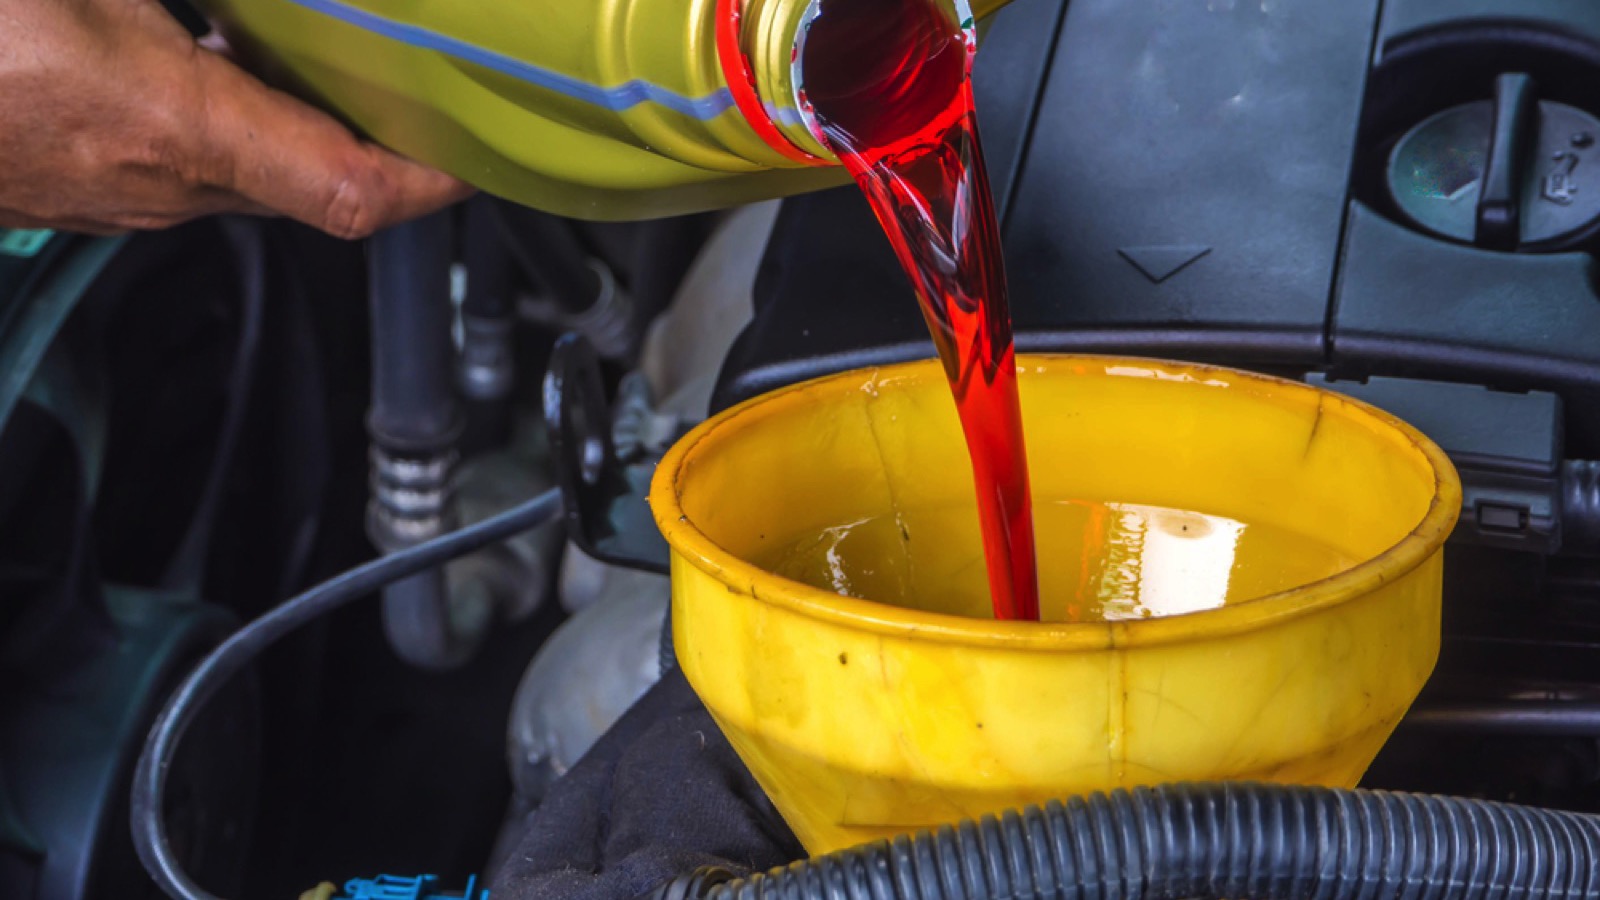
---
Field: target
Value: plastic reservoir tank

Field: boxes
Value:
[650,355,1461,854]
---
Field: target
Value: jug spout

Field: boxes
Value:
[729,0,1015,164]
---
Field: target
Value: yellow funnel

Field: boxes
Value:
[650,355,1460,854]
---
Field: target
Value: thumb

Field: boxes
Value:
[196,49,472,239]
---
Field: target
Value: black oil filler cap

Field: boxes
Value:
[1388,73,1600,251]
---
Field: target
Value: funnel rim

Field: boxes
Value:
[650,353,1461,651]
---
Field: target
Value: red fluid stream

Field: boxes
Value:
[799,0,1040,620]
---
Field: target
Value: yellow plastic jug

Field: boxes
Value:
[650,355,1461,854]
[197,0,1008,219]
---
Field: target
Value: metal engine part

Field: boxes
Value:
[502,202,779,811]
[505,562,670,802]
[448,420,565,626]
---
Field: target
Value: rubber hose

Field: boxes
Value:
[459,199,518,450]
[463,198,515,321]
[1403,701,1600,736]
[652,782,1600,900]
[368,212,472,669]
[368,211,459,450]
[132,489,563,900]
[489,201,604,317]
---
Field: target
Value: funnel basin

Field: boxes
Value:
[650,355,1461,854]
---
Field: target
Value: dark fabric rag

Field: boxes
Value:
[488,669,804,899]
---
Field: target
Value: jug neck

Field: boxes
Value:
[718,0,830,164]
[719,0,1010,165]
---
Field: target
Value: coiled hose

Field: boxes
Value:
[653,782,1600,900]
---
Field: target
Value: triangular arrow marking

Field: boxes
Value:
[1117,245,1212,283]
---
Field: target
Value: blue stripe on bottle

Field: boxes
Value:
[282,0,736,119]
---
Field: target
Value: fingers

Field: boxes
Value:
[192,46,472,239]
[0,0,470,237]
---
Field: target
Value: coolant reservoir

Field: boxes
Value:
[199,0,1009,219]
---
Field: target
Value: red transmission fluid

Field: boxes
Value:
[799,0,1040,620]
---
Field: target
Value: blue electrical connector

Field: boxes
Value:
[337,874,489,899]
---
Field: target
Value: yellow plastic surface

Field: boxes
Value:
[199,0,1017,218]
[200,0,846,219]
[650,355,1460,854]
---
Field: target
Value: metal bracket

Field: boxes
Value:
[543,333,670,573]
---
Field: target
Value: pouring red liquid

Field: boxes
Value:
[799,0,1040,620]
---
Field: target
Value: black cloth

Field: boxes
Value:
[489,669,804,899]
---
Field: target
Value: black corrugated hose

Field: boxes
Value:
[651,781,1600,900]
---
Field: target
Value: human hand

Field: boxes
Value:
[0,0,472,238]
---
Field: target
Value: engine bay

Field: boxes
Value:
[9,0,1600,897]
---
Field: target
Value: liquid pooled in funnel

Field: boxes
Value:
[800,0,1039,620]
[760,501,1359,623]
